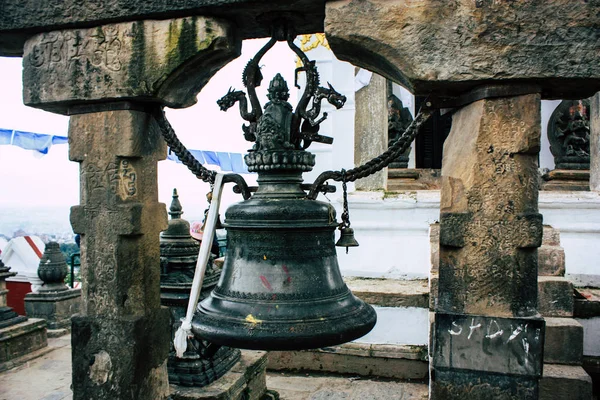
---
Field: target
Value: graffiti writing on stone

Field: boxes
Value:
[28,26,123,71]
[434,313,544,377]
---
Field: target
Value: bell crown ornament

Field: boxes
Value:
[190,28,376,350]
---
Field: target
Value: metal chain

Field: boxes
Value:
[340,170,350,228]
[307,106,434,199]
[345,107,433,182]
[152,106,217,184]
[152,98,432,195]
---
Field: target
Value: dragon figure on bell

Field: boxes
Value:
[216,32,347,158]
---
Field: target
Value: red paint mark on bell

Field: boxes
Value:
[282,265,292,284]
[260,275,272,291]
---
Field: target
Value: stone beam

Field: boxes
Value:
[0,0,325,56]
[23,17,241,114]
[325,0,600,100]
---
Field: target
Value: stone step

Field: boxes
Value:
[0,318,47,366]
[345,277,429,308]
[544,318,583,365]
[387,168,441,191]
[574,288,600,318]
[538,276,574,317]
[266,371,429,400]
[348,276,581,317]
[539,364,593,400]
[267,342,428,381]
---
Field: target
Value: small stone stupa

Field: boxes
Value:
[25,241,82,335]
[160,189,241,387]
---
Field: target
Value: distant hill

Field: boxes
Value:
[0,205,73,242]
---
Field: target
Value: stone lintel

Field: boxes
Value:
[326,0,600,99]
[0,0,325,56]
[22,17,240,114]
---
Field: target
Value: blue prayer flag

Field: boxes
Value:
[0,129,12,145]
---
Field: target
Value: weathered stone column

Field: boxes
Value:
[354,73,387,190]
[432,93,544,399]
[21,17,240,400]
[591,93,600,192]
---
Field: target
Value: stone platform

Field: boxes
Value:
[0,334,429,400]
[0,318,47,369]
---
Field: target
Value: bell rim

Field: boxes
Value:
[191,301,377,351]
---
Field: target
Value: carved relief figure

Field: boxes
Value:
[548,99,591,170]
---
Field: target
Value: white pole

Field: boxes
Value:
[173,173,225,358]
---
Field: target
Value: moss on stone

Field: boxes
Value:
[128,21,146,93]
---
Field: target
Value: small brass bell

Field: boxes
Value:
[336,226,359,254]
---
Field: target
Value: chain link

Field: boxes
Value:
[152,106,217,184]
[339,169,350,228]
[152,102,432,197]
[307,107,433,199]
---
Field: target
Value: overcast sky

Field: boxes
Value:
[0,39,297,215]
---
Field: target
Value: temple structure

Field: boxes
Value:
[0,1,599,399]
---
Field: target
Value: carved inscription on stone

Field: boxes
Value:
[82,158,137,205]
[28,27,122,71]
[23,17,238,112]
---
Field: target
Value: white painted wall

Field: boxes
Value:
[332,190,600,285]
[356,306,429,346]
[576,317,600,357]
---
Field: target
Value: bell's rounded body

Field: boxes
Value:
[192,186,377,350]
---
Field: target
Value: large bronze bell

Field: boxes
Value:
[191,34,376,350]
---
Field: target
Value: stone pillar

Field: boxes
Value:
[432,93,545,399]
[354,73,388,190]
[21,17,240,400]
[67,108,171,399]
[591,93,600,192]
[24,242,82,335]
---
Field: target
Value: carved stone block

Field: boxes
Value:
[25,288,82,330]
[326,0,600,99]
[22,17,240,113]
[437,94,542,318]
[538,277,574,318]
[544,318,583,366]
[0,319,47,364]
